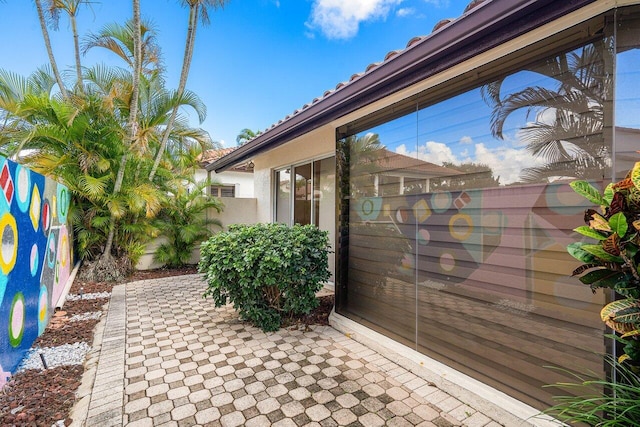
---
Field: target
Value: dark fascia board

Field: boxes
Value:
[209,0,596,173]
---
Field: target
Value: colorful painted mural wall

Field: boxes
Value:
[0,156,73,388]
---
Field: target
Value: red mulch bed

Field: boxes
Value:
[0,265,333,426]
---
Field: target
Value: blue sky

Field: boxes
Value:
[0,0,471,147]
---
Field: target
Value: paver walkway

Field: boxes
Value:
[84,274,507,426]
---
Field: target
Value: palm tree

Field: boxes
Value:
[101,0,144,268]
[148,0,228,182]
[236,128,259,145]
[46,0,92,91]
[34,0,68,98]
[482,40,612,182]
[82,19,163,77]
[154,146,223,268]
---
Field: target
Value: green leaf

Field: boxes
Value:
[581,244,624,262]
[608,212,628,238]
[567,242,598,263]
[569,180,605,205]
[578,270,628,291]
[603,183,615,205]
[601,298,640,326]
[573,226,607,241]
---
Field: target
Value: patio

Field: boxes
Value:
[72,274,508,426]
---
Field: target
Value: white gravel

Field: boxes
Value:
[17,342,91,372]
[65,292,111,301]
[69,311,103,322]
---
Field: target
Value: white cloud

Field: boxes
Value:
[459,135,473,145]
[307,0,403,40]
[396,140,548,185]
[396,7,414,17]
[423,0,450,7]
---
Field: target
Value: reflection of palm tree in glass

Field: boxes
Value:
[337,132,384,197]
[482,40,612,182]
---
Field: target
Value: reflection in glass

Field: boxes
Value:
[293,164,312,225]
[335,17,629,409]
[275,169,291,224]
[482,40,612,182]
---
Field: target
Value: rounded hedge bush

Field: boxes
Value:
[199,223,331,332]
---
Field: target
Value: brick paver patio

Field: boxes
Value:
[83,275,506,426]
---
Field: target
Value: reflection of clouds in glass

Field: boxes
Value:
[396,141,547,185]
[397,141,457,164]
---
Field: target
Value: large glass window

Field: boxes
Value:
[335,8,640,409]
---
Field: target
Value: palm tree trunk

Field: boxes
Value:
[147,4,199,182]
[34,0,68,98]
[101,0,143,262]
[70,12,83,92]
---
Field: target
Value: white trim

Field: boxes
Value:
[329,311,564,427]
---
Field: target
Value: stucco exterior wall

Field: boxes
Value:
[0,157,73,388]
[195,168,255,199]
[136,197,258,270]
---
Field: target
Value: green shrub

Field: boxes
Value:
[199,223,331,332]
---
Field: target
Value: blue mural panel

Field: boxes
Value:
[0,157,73,388]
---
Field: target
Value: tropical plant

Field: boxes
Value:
[483,40,612,182]
[82,19,163,78]
[0,1,227,280]
[199,223,331,332]
[567,161,640,364]
[544,356,640,425]
[148,0,229,181]
[45,0,93,91]
[153,145,223,268]
[35,0,67,98]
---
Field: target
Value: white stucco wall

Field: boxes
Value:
[136,198,258,270]
[213,197,258,229]
[195,168,255,198]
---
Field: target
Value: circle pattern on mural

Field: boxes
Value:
[449,213,473,241]
[47,232,56,268]
[57,184,69,223]
[38,285,48,335]
[395,208,409,224]
[417,228,430,245]
[30,243,39,277]
[362,199,374,216]
[60,230,69,269]
[440,253,456,272]
[15,165,31,213]
[42,200,51,233]
[0,213,17,275]
[432,192,452,213]
[9,292,25,347]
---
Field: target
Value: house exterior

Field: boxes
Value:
[207,0,640,422]
[198,147,254,199]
